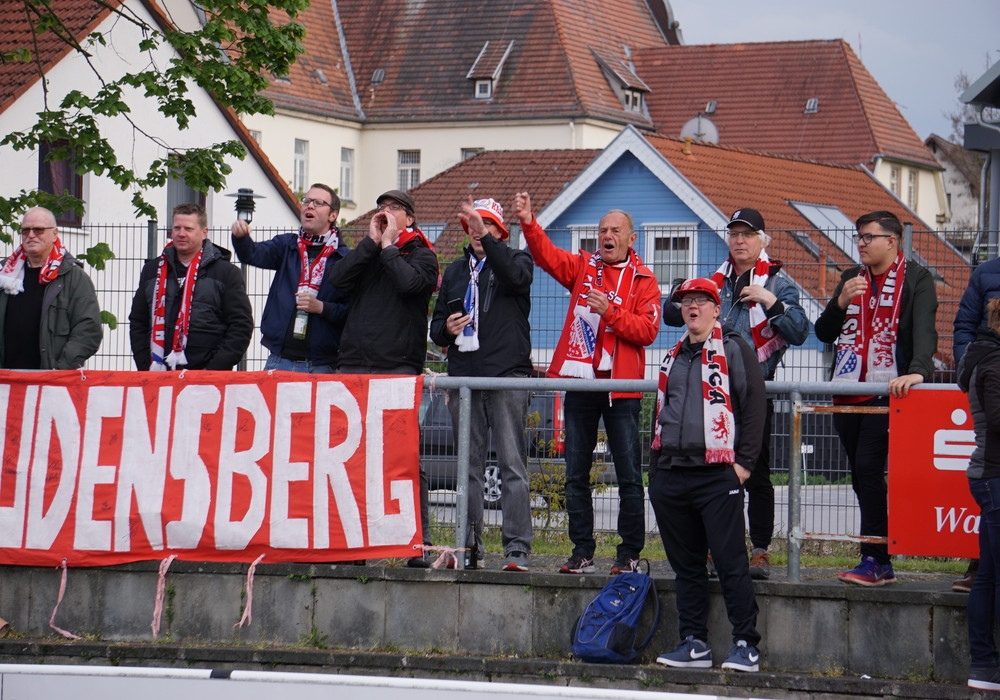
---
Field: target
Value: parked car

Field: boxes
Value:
[419,388,614,507]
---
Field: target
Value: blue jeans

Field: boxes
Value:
[563,391,644,559]
[447,388,533,557]
[264,353,335,374]
[969,477,1000,669]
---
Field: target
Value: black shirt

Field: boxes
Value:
[4,266,44,369]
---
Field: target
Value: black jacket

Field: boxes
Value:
[129,240,253,370]
[429,236,533,378]
[327,233,438,373]
[958,327,1000,480]
[650,329,766,470]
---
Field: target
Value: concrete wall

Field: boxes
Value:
[0,563,969,683]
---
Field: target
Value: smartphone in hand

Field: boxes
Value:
[447,297,465,315]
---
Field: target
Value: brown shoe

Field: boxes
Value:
[749,549,771,580]
[953,560,978,593]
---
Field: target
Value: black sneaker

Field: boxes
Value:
[969,666,1000,690]
[610,555,640,575]
[559,554,595,574]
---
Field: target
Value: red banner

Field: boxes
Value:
[0,371,423,567]
[889,388,978,557]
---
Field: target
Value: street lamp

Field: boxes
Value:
[226,187,265,223]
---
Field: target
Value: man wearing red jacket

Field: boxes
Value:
[514,192,660,575]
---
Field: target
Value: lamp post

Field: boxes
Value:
[227,187,265,223]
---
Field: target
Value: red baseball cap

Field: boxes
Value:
[671,278,721,306]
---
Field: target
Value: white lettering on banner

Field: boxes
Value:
[115,386,171,552]
[271,381,312,549]
[0,385,28,548]
[933,408,975,471]
[935,506,980,534]
[313,381,364,550]
[165,385,219,549]
[25,387,81,550]
[76,386,124,551]
[216,384,270,550]
[366,377,417,546]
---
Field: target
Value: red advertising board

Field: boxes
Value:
[889,388,978,557]
[0,370,423,567]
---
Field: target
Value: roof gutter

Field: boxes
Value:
[868,152,944,172]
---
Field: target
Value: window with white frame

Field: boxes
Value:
[475,79,492,99]
[907,169,918,209]
[889,165,901,197]
[398,150,420,191]
[340,147,354,203]
[293,139,309,194]
[461,147,484,160]
[570,225,599,253]
[249,130,262,144]
[622,89,643,112]
[645,224,695,290]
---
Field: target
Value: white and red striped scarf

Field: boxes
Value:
[650,321,735,464]
[833,252,905,384]
[560,250,639,379]
[297,226,338,297]
[150,242,203,371]
[711,251,786,363]
[0,237,66,294]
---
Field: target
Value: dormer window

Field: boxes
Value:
[804,97,819,114]
[591,47,650,117]
[467,40,514,101]
[475,79,493,100]
[623,89,643,112]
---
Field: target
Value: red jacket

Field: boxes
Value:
[522,216,660,399]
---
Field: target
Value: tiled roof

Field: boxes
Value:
[344,149,600,259]
[255,1,361,121]
[649,134,965,361]
[335,0,669,124]
[633,40,940,170]
[0,0,114,113]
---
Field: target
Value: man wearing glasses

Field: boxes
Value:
[231,183,350,373]
[815,210,938,586]
[328,188,439,567]
[665,208,808,580]
[0,207,102,369]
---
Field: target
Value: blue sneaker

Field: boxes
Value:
[656,635,712,668]
[721,640,760,672]
[837,556,897,587]
[969,666,1000,691]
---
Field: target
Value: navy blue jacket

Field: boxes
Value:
[232,232,350,366]
[955,256,1000,363]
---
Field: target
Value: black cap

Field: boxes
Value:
[376,189,415,215]
[727,208,765,233]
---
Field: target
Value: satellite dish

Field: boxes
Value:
[679,113,719,144]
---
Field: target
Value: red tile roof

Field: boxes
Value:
[633,40,940,170]
[343,149,600,258]
[334,0,669,124]
[649,133,964,362]
[0,0,115,113]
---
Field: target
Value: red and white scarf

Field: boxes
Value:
[651,322,735,464]
[711,251,786,363]
[456,254,485,353]
[0,237,66,294]
[297,226,339,297]
[394,226,435,253]
[832,252,905,385]
[150,242,203,371]
[560,250,639,379]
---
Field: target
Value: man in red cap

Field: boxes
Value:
[649,278,766,673]
[430,197,534,571]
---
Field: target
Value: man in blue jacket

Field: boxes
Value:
[231,183,350,373]
[665,208,809,579]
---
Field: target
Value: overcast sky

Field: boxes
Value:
[669,0,999,141]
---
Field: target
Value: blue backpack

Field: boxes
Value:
[571,565,660,664]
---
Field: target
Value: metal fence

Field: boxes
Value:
[37,222,983,571]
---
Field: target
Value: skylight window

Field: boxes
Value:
[804,97,819,114]
[705,100,717,115]
[790,202,859,263]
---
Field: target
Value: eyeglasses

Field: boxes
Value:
[300,197,331,208]
[727,230,760,239]
[852,233,894,245]
[19,226,55,237]
[377,202,405,212]
[680,296,714,307]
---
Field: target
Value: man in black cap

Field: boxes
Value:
[327,189,439,566]
[664,207,808,580]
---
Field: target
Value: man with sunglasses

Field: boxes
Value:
[231,183,350,373]
[0,206,102,369]
[665,208,808,580]
[815,210,938,586]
